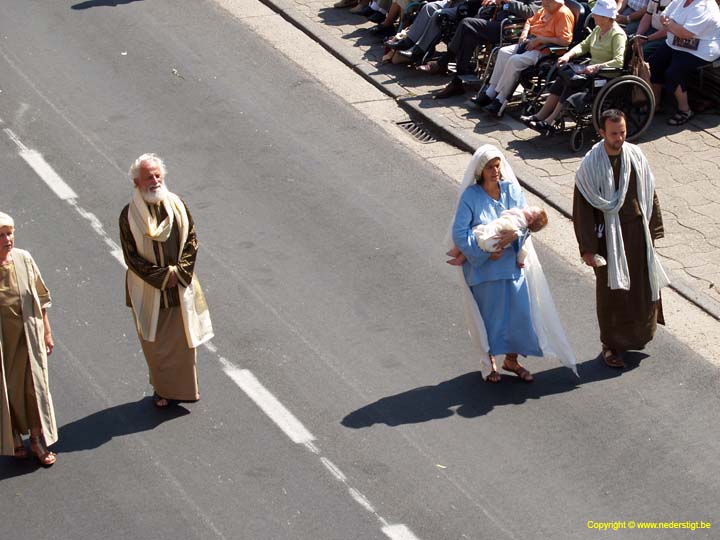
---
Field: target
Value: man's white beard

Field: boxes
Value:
[140,184,169,204]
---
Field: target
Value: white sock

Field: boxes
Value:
[486,87,497,99]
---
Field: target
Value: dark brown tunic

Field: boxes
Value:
[119,199,198,308]
[573,155,665,351]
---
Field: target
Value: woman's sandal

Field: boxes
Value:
[485,370,501,383]
[667,110,693,126]
[13,432,28,460]
[29,436,56,467]
[501,355,534,382]
[601,345,624,368]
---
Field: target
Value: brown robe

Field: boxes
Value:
[573,155,665,351]
[119,198,201,401]
[0,249,56,455]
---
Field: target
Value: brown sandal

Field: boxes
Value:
[502,355,534,382]
[602,345,624,368]
[30,436,56,467]
[485,370,501,383]
[13,432,28,460]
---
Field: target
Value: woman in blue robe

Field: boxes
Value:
[450,145,577,383]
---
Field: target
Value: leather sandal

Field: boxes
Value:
[601,345,624,368]
[30,436,56,467]
[13,432,28,460]
[501,354,534,382]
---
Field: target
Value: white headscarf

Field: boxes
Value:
[0,212,14,229]
[448,145,577,376]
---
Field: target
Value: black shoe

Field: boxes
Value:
[483,99,503,116]
[396,45,424,63]
[368,10,386,23]
[520,114,538,127]
[434,78,465,99]
[529,120,554,135]
[358,5,375,16]
[369,24,396,38]
[470,92,493,108]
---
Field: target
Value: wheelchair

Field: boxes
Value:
[467,0,588,112]
[522,35,655,152]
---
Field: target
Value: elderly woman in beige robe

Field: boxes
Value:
[0,212,57,466]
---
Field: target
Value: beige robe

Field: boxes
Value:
[0,249,56,455]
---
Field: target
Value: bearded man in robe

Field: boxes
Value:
[573,110,669,369]
[119,154,213,407]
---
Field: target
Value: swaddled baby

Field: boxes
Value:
[447,206,548,267]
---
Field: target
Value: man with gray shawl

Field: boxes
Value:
[573,110,669,369]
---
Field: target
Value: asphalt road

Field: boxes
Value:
[1,1,718,539]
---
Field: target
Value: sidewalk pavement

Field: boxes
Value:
[260,0,720,320]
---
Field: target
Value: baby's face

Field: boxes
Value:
[524,207,541,224]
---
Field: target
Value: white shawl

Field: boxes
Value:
[127,188,213,348]
[575,141,669,301]
[448,145,578,376]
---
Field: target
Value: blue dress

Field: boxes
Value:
[452,181,542,357]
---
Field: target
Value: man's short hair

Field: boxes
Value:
[128,153,167,183]
[600,109,626,131]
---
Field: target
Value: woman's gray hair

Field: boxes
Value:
[128,153,167,182]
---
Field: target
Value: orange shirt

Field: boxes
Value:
[528,5,574,47]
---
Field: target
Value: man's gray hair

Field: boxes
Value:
[128,153,167,182]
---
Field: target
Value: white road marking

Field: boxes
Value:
[348,487,376,513]
[218,357,315,445]
[4,128,77,200]
[5,119,421,540]
[320,457,347,482]
[382,524,422,540]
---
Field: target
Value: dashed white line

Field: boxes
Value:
[320,457,347,482]
[382,524,422,540]
[217,357,315,445]
[4,128,78,200]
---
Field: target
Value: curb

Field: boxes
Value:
[257,0,720,322]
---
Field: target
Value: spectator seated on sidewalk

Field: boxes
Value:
[521,0,627,134]
[368,0,408,38]
[430,0,539,99]
[616,0,649,35]
[635,0,672,59]
[389,0,483,63]
[473,0,574,116]
[649,0,720,125]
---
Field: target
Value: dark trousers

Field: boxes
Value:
[448,17,503,75]
[649,42,709,93]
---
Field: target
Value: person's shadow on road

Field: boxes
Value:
[0,397,188,480]
[71,0,143,10]
[341,353,648,428]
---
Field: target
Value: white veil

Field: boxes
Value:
[447,145,578,377]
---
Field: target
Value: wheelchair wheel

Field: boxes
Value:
[570,128,584,153]
[591,75,655,142]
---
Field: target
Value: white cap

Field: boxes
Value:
[549,0,565,4]
[592,0,617,19]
